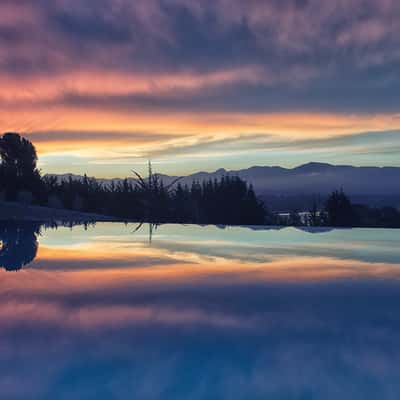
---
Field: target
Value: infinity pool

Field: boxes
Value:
[0,222,399,399]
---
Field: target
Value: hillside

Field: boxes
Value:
[46,163,400,211]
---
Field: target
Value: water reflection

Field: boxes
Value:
[0,222,39,271]
[0,222,400,399]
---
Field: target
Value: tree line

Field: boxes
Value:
[0,133,266,225]
[43,169,266,225]
[277,189,400,228]
[0,132,399,227]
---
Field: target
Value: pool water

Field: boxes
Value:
[0,222,399,399]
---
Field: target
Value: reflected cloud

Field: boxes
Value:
[1,222,400,277]
[0,222,400,399]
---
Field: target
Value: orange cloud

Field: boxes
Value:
[21,242,400,288]
[0,67,266,104]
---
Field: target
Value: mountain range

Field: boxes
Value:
[47,162,400,211]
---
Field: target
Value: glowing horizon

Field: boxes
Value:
[1,1,400,176]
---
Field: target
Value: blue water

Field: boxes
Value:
[0,222,399,399]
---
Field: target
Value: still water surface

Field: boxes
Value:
[0,222,399,399]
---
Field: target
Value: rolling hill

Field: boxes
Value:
[47,162,400,211]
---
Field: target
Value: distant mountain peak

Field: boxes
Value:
[46,162,400,202]
[295,162,333,171]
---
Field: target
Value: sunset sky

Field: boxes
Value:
[2,0,400,177]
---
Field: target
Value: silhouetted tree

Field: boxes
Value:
[132,161,182,222]
[0,132,42,201]
[325,189,357,227]
[306,196,323,226]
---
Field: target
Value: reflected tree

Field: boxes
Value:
[0,223,40,271]
[132,221,160,243]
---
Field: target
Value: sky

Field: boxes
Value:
[1,0,400,177]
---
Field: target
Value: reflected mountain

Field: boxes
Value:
[0,222,40,271]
